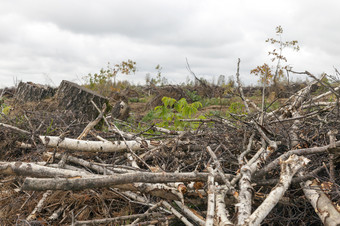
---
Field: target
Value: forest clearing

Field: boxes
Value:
[1,61,340,225]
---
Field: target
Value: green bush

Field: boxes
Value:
[226,102,246,119]
[201,97,230,107]
[185,90,201,102]
[153,97,205,130]
[0,98,11,117]
[142,110,157,122]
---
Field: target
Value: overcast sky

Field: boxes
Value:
[0,0,339,88]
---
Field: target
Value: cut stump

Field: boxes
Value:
[15,82,56,102]
[111,101,130,121]
[55,80,109,120]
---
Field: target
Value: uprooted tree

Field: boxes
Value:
[1,60,340,225]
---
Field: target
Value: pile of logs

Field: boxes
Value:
[1,64,340,225]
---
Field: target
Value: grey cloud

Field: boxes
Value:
[1,0,340,88]
[2,1,187,37]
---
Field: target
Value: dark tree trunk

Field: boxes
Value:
[15,82,56,102]
[55,80,110,121]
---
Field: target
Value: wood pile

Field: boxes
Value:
[1,70,340,225]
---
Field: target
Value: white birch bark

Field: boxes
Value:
[300,178,340,226]
[44,152,136,174]
[244,154,310,225]
[0,161,98,178]
[215,190,233,226]
[237,165,252,225]
[21,171,225,191]
[39,135,156,152]
[205,167,216,226]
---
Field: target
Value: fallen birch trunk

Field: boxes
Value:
[39,135,157,152]
[21,171,232,191]
[44,152,139,174]
[74,212,164,226]
[216,190,233,226]
[205,167,216,226]
[300,178,340,226]
[237,165,252,225]
[0,161,99,178]
[244,154,310,225]
[46,152,203,202]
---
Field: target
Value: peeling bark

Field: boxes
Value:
[205,167,216,226]
[300,179,340,226]
[216,190,233,226]
[237,165,252,225]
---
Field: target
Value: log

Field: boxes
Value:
[21,172,232,190]
[55,80,109,120]
[15,81,55,102]
[0,161,98,178]
[39,135,156,152]
[244,155,310,225]
[300,179,340,225]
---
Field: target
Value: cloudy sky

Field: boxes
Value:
[0,0,339,88]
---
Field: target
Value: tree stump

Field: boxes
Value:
[15,82,56,102]
[111,101,130,121]
[55,80,109,121]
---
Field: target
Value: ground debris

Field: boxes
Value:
[1,78,340,225]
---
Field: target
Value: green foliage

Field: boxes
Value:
[84,60,136,95]
[0,99,11,117]
[265,101,280,112]
[142,110,157,122]
[223,76,236,95]
[250,63,274,86]
[226,102,246,118]
[185,90,201,102]
[153,97,205,130]
[253,88,263,97]
[45,119,57,135]
[200,97,230,107]
[206,110,223,117]
[2,106,11,115]
[313,75,332,95]
[129,97,146,103]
